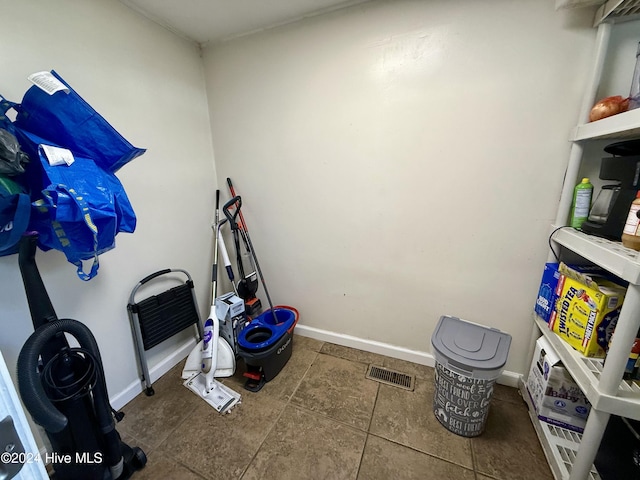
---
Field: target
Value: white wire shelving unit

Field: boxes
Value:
[520,381,601,480]
[528,4,640,480]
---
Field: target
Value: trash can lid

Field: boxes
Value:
[431,316,511,371]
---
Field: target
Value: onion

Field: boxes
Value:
[589,95,630,122]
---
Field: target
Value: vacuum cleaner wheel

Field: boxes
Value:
[132,447,147,469]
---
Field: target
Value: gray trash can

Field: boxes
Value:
[431,315,511,437]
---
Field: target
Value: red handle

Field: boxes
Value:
[227,178,248,232]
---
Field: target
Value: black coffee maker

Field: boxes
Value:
[581,139,640,241]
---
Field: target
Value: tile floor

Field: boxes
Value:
[116,335,553,480]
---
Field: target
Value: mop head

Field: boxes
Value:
[183,372,241,414]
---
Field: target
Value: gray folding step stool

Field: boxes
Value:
[127,269,203,396]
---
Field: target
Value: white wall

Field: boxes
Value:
[0,0,603,410]
[0,0,215,410]
[203,0,597,376]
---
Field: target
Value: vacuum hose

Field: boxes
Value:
[17,318,124,476]
[17,324,67,432]
[18,234,58,326]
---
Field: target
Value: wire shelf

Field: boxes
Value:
[595,0,640,25]
[521,383,601,480]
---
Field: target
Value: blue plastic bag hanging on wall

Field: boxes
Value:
[0,71,144,280]
[14,71,146,173]
[28,142,134,281]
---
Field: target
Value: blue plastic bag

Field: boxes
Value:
[0,79,142,280]
[29,146,122,280]
[14,71,146,173]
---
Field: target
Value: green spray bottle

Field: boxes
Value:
[570,177,593,228]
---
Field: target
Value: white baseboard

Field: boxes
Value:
[295,323,522,388]
[499,370,524,388]
[295,324,435,365]
[109,324,522,408]
[109,338,196,410]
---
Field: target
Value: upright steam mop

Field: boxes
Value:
[182,190,241,414]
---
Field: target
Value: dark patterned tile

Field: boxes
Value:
[290,353,379,430]
[116,345,552,480]
[491,383,524,405]
[370,377,473,468]
[242,405,366,480]
[357,435,475,480]
[320,343,388,365]
[293,334,325,352]
[471,399,553,480]
[130,446,208,480]
[117,362,201,449]
[158,387,286,479]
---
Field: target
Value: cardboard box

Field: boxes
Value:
[535,263,608,323]
[215,292,247,355]
[526,336,591,433]
[549,263,626,358]
[215,292,245,319]
[535,263,561,323]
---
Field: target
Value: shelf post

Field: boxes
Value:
[568,409,610,480]
[554,143,586,227]
[577,22,612,125]
[568,284,640,479]
[599,283,640,393]
[554,22,612,229]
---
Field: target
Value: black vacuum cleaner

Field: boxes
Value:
[16,233,147,479]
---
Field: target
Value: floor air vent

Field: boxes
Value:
[365,364,415,391]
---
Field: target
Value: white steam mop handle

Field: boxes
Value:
[201,318,214,373]
[204,306,220,392]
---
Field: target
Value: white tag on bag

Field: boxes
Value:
[28,71,70,95]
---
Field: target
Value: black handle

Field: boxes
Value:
[18,233,66,365]
[19,233,58,327]
[223,196,242,231]
[215,189,220,210]
[140,269,171,285]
